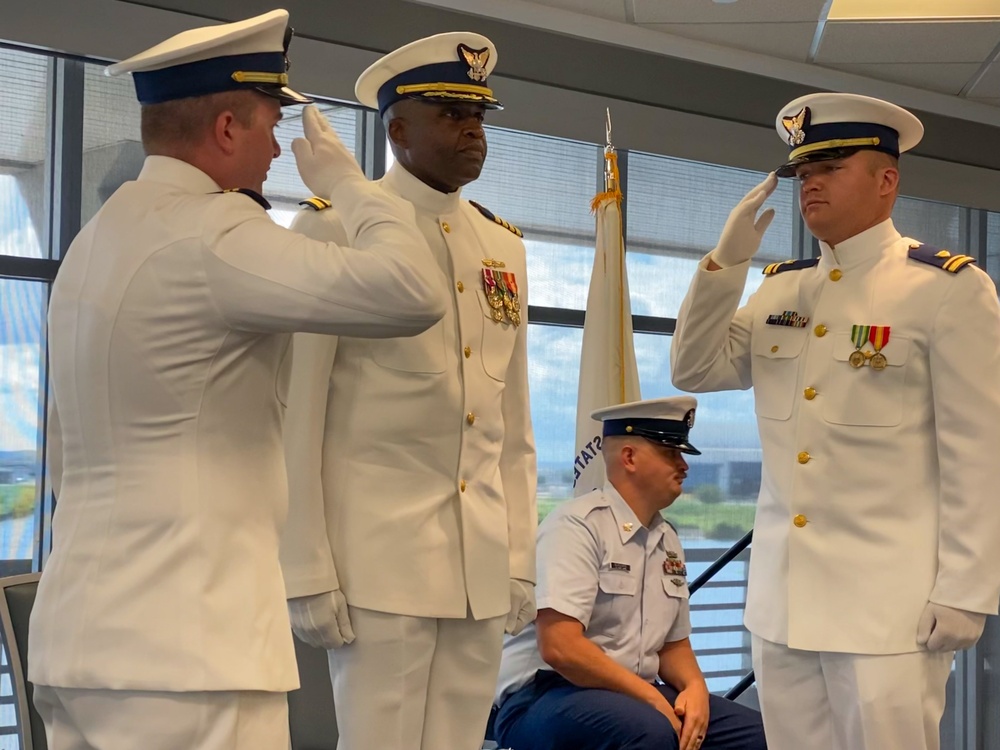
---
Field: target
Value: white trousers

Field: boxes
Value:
[33,686,289,750]
[752,635,954,750]
[329,606,506,750]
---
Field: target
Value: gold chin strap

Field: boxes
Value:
[396,81,494,98]
[231,71,289,85]
[789,136,881,160]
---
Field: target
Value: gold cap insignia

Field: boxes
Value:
[458,44,490,83]
[782,106,810,147]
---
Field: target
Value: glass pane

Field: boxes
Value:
[626,153,798,319]
[0,279,46,567]
[0,48,50,259]
[82,61,143,227]
[266,103,358,227]
[892,195,964,251]
[528,324,583,523]
[464,126,601,239]
[986,212,1000,288]
[523,239,594,311]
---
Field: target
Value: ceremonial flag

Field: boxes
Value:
[573,112,640,495]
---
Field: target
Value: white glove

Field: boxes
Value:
[288,589,355,650]
[710,172,778,268]
[291,105,366,204]
[506,579,537,636]
[916,602,986,652]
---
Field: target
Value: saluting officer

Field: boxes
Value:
[29,10,446,750]
[494,397,767,750]
[671,92,1000,750]
[279,32,537,750]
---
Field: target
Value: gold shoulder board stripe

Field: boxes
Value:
[944,255,975,272]
[469,200,523,237]
[299,197,332,211]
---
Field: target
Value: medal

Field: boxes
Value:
[502,272,521,327]
[481,269,505,323]
[868,326,891,371]
[849,325,871,368]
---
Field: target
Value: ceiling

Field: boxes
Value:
[413,0,1000,108]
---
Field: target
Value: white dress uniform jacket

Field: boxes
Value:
[671,219,1000,654]
[29,155,445,692]
[280,162,537,619]
[496,484,691,704]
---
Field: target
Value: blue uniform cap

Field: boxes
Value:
[592,396,701,456]
[355,32,502,116]
[105,9,312,106]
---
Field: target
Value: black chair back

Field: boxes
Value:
[0,573,44,750]
[288,633,338,750]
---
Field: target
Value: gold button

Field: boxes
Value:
[797,451,811,464]
[793,514,808,528]
[829,269,843,281]
[804,387,817,400]
[460,480,467,492]
[814,324,827,337]
[464,346,472,358]
[442,222,451,233]
[456,281,464,293]
[770,345,779,353]
[466,412,476,425]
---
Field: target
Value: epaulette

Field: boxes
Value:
[299,196,332,211]
[762,258,819,276]
[469,200,523,238]
[907,243,976,273]
[220,188,271,210]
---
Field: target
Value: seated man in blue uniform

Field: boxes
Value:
[494,396,767,750]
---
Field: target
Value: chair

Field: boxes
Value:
[0,572,45,750]
[288,633,339,750]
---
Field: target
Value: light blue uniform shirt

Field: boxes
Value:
[495,483,691,704]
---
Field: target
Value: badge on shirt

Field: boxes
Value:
[610,562,631,572]
[663,556,687,577]
[765,310,809,328]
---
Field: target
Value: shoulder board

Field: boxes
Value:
[298,196,332,211]
[469,200,523,238]
[762,258,819,276]
[907,243,976,273]
[220,188,271,210]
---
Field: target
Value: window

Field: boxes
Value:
[265,103,359,228]
[626,153,798,318]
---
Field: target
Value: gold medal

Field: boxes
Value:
[868,326,891,371]
[849,350,866,368]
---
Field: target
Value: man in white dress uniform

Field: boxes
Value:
[670,92,1000,750]
[279,32,537,750]
[28,10,447,750]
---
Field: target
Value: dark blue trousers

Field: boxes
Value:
[495,671,767,750]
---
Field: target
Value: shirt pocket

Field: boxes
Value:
[751,328,808,421]
[662,576,690,600]
[823,334,910,427]
[369,322,447,375]
[598,571,637,596]
[476,290,518,382]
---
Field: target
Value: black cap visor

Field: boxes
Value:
[256,84,313,106]
[775,146,876,178]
